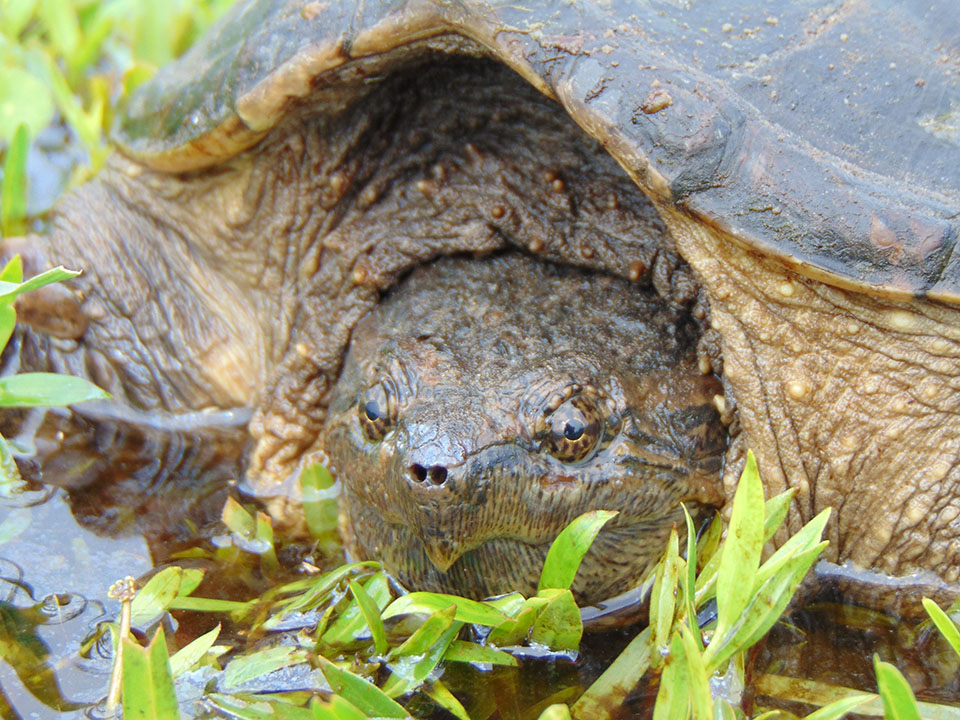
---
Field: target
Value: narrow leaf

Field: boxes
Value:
[393,605,456,658]
[317,655,410,718]
[348,578,387,655]
[538,510,617,591]
[571,626,651,719]
[223,646,308,688]
[130,567,182,627]
[537,705,572,720]
[1,124,30,236]
[169,624,221,677]
[874,655,921,720]
[383,592,505,627]
[802,694,875,720]
[653,633,690,720]
[300,463,339,538]
[444,640,518,666]
[763,489,797,543]
[0,372,109,407]
[0,266,79,301]
[678,623,712,720]
[424,681,471,720]
[311,695,367,720]
[530,589,582,651]
[649,525,681,669]
[715,451,765,638]
[922,597,960,658]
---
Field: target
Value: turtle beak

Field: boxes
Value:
[419,534,464,572]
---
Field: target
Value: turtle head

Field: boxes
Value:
[323,253,727,604]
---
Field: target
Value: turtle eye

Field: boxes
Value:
[543,396,602,463]
[359,381,396,442]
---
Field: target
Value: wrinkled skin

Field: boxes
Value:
[6,50,960,597]
[324,253,725,603]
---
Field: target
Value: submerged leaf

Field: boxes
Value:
[1,123,30,235]
[317,656,410,718]
[223,646,309,689]
[922,597,960,658]
[382,592,506,627]
[169,624,221,677]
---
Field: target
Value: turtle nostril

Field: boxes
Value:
[428,466,447,485]
[410,464,427,483]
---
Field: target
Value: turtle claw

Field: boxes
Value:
[0,234,87,340]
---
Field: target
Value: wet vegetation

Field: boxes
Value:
[1,1,960,718]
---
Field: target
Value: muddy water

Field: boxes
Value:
[2,405,959,718]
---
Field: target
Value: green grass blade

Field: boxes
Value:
[393,605,456,657]
[754,508,831,589]
[530,589,582,651]
[802,694,874,720]
[0,372,110,407]
[715,451,765,640]
[874,655,921,720]
[653,633,691,720]
[1,123,29,236]
[130,567,183,627]
[922,597,960,658]
[318,655,410,718]
[223,646,308,689]
[383,621,461,698]
[444,640,518,666]
[649,525,681,668]
[382,592,506,627]
[311,695,367,720]
[538,705,572,720]
[121,627,181,720]
[348,578,388,655]
[300,463,339,538]
[538,510,617,592]
[169,624,220,677]
[424,681,471,720]
[763,489,797,543]
[681,505,702,651]
[0,266,79,301]
[678,623,712,720]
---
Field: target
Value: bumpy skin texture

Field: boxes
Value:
[324,254,725,603]
[8,0,960,595]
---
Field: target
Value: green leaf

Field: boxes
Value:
[530,588,582,652]
[444,640,518,666]
[37,0,80,60]
[169,624,220,677]
[311,695,367,720]
[763,489,797,543]
[485,603,539,647]
[317,655,410,718]
[382,592,506,627]
[0,0,39,39]
[754,508,831,590]
[1,123,30,236]
[537,705,572,720]
[383,621,461,698]
[922,597,960,658]
[681,506,703,651]
[393,605,456,658]
[653,632,690,720]
[0,265,79,302]
[650,525,681,668]
[348,578,387,655]
[715,450,765,639]
[177,568,205,598]
[0,303,17,359]
[223,646,309,689]
[300,463,339,538]
[0,372,110,408]
[0,257,23,284]
[121,627,181,720]
[678,623,712,720]
[801,694,874,720]
[256,511,279,573]
[424,681,471,720]
[130,567,183,627]
[874,655,921,720]
[704,542,826,672]
[168,596,253,613]
[713,698,737,720]
[206,693,315,720]
[268,561,379,621]
[538,510,617,592]
[221,496,256,536]
[322,572,391,647]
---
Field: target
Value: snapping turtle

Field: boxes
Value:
[325,253,726,602]
[6,0,960,596]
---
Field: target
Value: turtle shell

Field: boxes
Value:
[117,0,960,300]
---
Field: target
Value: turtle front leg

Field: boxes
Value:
[668,209,960,586]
